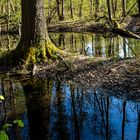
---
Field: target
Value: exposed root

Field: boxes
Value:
[23,39,65,66]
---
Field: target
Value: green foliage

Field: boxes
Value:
[0,131,9,140]
[0,0,139,27]
[44,0,139,21]
[0,95,5,101]
[13,120,24,127]
[2,124,12,130]
[0,120,24,140]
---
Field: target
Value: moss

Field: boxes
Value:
[46,38,64,55]
[24,47,36,65]
[0,36,65,68]
[19,38,64,65]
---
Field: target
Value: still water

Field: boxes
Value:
[0,32,140,58]
[0,78,140,140]
[49,33,140,58]
[0,33,140,140]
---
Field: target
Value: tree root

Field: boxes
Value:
[22,39,67,68]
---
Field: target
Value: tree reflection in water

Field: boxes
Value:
[0,78,140,140]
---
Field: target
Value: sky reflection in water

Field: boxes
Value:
[0,79,139,140]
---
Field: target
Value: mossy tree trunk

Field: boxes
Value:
[13,0,62,65]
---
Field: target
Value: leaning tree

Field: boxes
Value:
[9,0,63,66]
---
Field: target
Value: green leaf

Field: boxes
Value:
[0,131,9,140]
[0,95,5,101]
[13,120,24,127]
[2,124,12,130]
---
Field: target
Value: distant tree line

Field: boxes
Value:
[0,0,140,24]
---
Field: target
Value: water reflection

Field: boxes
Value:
[0,76,29,140]
[0,78,139,140]
[0,33,140,58]
[50,33,140,58]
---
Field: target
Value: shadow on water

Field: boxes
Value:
[0,77,140,140]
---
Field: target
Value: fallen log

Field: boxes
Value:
[111,28,140,39]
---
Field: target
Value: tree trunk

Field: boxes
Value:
[94,0,99,20]
[56,0,64,21]
[90,0,93,16]
[79,0,83,18]
[107,0,112,22]
[61,0,64,20]
[94,0,99,19]
[6,0,10,33]
[56,0,61,20]
[10,0,62,65]
[111,0,116,17]
[48,0,51,17]
[122,0,126,17]
[70,0,74,18]
[138,0,140,17]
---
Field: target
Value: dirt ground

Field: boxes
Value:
[31,56,140,101]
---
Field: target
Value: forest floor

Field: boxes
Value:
[28,56,140,101]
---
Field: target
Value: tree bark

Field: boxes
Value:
[56,0,64,21]
[61,0,64,20]
[111,0,116,17]
[90,0,93,16]
[70,0,74,18]
[79,0,83,18]
[94,0,99,19]
[107,0,112,22]
[122,0,126,17]
[11,0,62,65]
[48,0,51,17]
[138,0,140,17]
[56,0,61,19]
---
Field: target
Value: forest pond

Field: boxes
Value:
[0,32,140,58]
[0,33,140,140]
